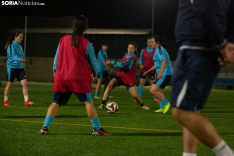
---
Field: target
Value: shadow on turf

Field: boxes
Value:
[48,132,183,136]
[1,115,88,118]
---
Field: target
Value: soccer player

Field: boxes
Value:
[136,37,159,103]
[94,40,114,99]
[98,42,150,110]
[3,31,34,106]
[171,0,234,156]
[144,35,172,114]
[38,15,111,136]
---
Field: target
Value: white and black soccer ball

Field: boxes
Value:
[106,101,118,113]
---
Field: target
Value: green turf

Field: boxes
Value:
[0,82,233,156]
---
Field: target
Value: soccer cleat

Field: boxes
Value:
[92,127,111,136]
[141,105,150,110]
[154,99,159,103]
[163,102,171,114]
[154,108,163,113]
[133,99,137,103]
[3,100,10,106]
[94,96,101,99]
[98,104,105,109]
[38,126,48,135]
[24,100,34,106]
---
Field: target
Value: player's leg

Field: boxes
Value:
[38,92,72,134]
[94,71,103,99]
[103,71,113,98]
[98,77,119,109]
[150,76,171,113]
[128,85,150,110]
[136,72,146,102]
[3,68,15,106]
[17,69,34,106]
[149,73,159,103]
[171,49,234,155]
[78,93,111,136]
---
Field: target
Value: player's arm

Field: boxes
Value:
[144,65,155,75]
[53,44,59,75]
[139,49,143,68]
[191,0,227,47]
[86,42,98,76]
[109,59,134,69]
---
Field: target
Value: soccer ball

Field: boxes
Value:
[106,101,118,113]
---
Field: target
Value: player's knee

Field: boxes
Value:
[171,107,181,121]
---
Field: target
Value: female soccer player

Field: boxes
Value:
[3,31,34,106]
[137,37,158,103]
[98,42,150,110]
[94,40,114,99]
[144,35,173,114]
[38,15,111,136]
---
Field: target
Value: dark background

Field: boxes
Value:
[0,0,179,59]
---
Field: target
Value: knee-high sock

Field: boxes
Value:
[138,86,144,97]
[43,115,54,128]
[90,117,101,130]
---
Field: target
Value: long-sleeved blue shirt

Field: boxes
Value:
[175,0,234,48]
[6,41,24,68]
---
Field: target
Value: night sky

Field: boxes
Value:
[0,0,179,39]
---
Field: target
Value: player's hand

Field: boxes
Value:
[157,73,162,79]
[106,61,111,65]
[219,42,234,65]
[140,65,144,69]
[21,58,26,63]
[143,72,147,76]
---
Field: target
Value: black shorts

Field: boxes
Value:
[6,68,27,82]
[171,48,220,111]
[139,72,155,80]
[53,92,93,106]
[114,75,135,90]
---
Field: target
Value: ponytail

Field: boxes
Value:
[4,31,23,49]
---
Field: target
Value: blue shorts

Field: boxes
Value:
[171,48,220,111]
[97,70,109,79]
[114,76,135,90]
[53,92,93,106]
[154,75,171,89]
[6,68,27,82]
[139,72,155,80]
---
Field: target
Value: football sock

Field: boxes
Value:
[24,95,29,102]
[90,117,101,130]
[102,100,106,105]
[212,140,234,156]
[137,86,143,97]
[161,98,169,107]
[154,96,157,100]
[4,96,8,101]
[94,92,99,96]
[43,115,54,128]
[183,153,197,156]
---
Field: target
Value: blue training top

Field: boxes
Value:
[153,46,173,76]
[97,50,108,72]
[6,41,24,68]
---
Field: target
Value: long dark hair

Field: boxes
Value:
[129,42,138,59]
[71,15,88,47]
[4,31,23,49]
[152,35,169,51]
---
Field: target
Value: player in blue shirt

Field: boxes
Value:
[94,40,113,99]
[144,36,172,114]
[172,0,234,155]
[3,31,34,107]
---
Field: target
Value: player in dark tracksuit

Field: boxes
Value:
[171,0,234,155]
